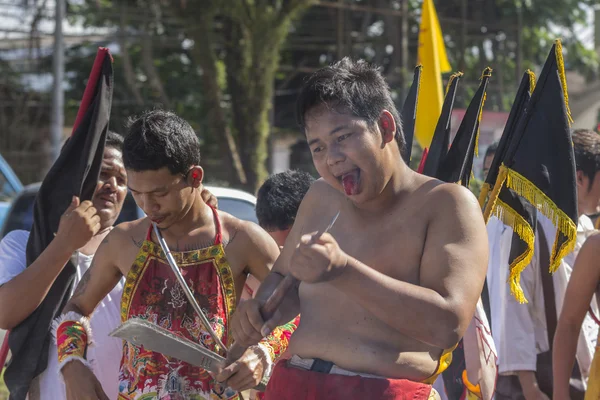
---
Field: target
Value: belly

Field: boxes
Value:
[288,283,444,381]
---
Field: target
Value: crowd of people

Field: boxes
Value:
[0,56,597,400]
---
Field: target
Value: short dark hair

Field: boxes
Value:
[61,130,123,153]
[123,110,201,175]
[256,170,315,231]
[572,129,600,184]
[105,130,124,151]
[485,142,498,159]
[296,57,404,151]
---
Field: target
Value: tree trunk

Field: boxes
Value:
[225,18,283,192]
[181,7,247,187]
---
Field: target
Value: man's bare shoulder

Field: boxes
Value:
[297,178,342,212]
[422,180,483,220]
[216,211,276,247]
[107,217,151,249]
[581,231,600,260]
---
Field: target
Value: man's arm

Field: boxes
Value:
[0,197,101,330]
[229,180,328,346]
[61,231,123,317]
[553,233,600,400]
[58,228,124,399]
[237,220,280,283]
[331,184,488,349]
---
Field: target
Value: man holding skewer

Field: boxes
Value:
[229,58,489,399]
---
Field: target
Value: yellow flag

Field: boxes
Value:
[416,0,451,149]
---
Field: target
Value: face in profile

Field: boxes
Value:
[577,170,600,216]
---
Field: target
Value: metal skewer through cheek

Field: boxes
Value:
[153,223,228,352]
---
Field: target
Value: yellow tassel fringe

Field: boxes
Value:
[503,166,578,274]
[491,198,535,304]
[478,182,491,210]
[554,39,574,125]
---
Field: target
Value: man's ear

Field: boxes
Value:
[378,111,397,144]
[576,170,587,190]
[186,166,204,188]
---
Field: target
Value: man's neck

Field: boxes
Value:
[163,191,213,238]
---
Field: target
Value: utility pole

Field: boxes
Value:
[49,0,65,166]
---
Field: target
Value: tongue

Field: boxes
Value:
[342,171,360,196]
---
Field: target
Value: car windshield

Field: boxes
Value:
[1,191,258,237]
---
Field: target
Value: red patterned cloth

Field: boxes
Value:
[264,361,433,400]
[118,206,238,400]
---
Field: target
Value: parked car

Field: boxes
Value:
[0,153,23,230]
[0,184,257,238]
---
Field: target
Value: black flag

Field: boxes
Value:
[484,40,577,303]
[5,48,113,399]
[421,71,462,177]
[401,65,422,163]
[436,67,492,187]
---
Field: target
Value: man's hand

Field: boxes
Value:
[518,371,550,400]
[289,232,348,283]
[214,346,270,392]
[230,298,275,347]
[201,188,218,209]
[62,360,109,400]
[56,197,101,252]
[523,386,550,400]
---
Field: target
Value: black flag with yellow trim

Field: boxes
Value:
[421,71,462,177]
[436,67,492,186]
[484,40,577,303]
[479,70,536,215]
[401,65,422,163]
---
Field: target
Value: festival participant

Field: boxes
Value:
[229,58,489,399]
[0,132,219,399]
[553,233,600,400]
[57,110,293,399]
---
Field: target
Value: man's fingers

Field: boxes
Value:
[227,371,258,392]
[65,196,80,214]
[79,200,95,212]
[215,360,240,383]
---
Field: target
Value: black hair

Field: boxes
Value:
[60,130,123,153]
[296,57,404,151]
[256,170,315,231]
[572,129,600,186]
[484,142,499,160]
[105,130,124,151]
[123,109,201,175]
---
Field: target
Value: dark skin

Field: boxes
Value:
[60,166,280,400]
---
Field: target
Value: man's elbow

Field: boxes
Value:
[430,311,461,349]
[0,312,18,330]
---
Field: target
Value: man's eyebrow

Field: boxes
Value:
[307,125,351,147]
